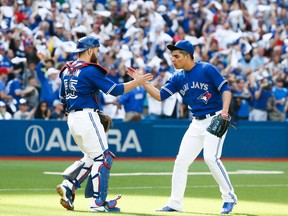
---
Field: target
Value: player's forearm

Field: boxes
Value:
[123,80,139,93]
[222,91,232,114]
[144,83,161,101]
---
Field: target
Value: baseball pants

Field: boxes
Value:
[167,115,237,211]
[67,108,108,159]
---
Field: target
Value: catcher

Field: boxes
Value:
[127,40,237,214]
[56,36,152,212]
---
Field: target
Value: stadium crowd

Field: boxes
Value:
[0,0,287,122]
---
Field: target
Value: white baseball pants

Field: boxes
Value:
[67,109,108,159]
[167,116,237,211]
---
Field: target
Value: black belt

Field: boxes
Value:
[194,112,216,120]
[73,108,98,112]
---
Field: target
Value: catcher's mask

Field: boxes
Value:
[74,36,100,53]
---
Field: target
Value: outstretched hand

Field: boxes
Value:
[126,67,153,85]
[126,67,144,79]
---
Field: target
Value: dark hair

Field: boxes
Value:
[27,60,37,65]
[275,77,284,83]
[34,101,50,119]
[76,32,87,39]
[45,58,55,65]
[28,75,35,80]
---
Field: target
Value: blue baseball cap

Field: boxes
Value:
[167,40,194,56]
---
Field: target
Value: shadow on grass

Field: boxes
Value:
[185,212,259,216]
[73,210,157,215]
[73,210,259,216]
[71,210,159,216]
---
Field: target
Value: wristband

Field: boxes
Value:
[220,113,229,118]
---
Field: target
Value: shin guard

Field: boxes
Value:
[62,160,92,189]
[85,150,115,203]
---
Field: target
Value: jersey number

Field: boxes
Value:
[64,79,78,99]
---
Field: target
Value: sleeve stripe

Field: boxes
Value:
[218,80,228,91]
[106,83,117,94]
[162,86,174,96]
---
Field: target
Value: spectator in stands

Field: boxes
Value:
[102,93,125,120]
[21,75,39,109]
[0,67,12,102]
[53,22,67,42]
[0,101,12,120]
[106,64,124,84]
[267,77,288,121]
[230,77,251,123]
[249,77,273,121]
[0,44,13,73]
[238,50,253,73]
[29,100,51,120]
[53,41,77,63]
[13,98,30,120]
[36,65,60,107]
[266,48,284,77]
[5,73,24,110]
[250,45,269,71]
[9,35,26,64]
[116,86,146,122]
[22,61,40,89]
[5,49,17,81]
[50,99,65,120]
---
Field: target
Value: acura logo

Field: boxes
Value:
[25,125,45,153]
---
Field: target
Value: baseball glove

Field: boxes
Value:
[206,114,231,138]
[97,110,113,132]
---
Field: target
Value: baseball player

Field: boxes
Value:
[56,36,152,212]
[127,40,237,214]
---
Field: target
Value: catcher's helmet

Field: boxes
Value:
[74,36,100,53]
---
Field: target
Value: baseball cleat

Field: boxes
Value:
[156,206,179,212]
[220,202,236,214]
[90,194,122,213]
[56,182,75,210]
[106,194,122,208]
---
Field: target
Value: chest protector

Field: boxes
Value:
[59,61,108,78]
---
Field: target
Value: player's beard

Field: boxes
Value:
[90,53,98,64]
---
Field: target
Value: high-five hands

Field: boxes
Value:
[126,67,152,85]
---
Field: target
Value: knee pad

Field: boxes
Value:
[102,149,115,169]
[84,150,116,202]
[62,160,92,189]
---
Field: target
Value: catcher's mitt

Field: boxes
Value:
[97,110,113,132]
[206,114,231,138]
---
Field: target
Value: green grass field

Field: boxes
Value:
[0,159,287,216]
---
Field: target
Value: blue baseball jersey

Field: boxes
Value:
[252,88,272,110]
[272,86,288,112]
[118,86,146,113]
[159,61,229,116]
[36,62,60,106]
[0,79,6,92]
[59,61,124,112]
[5,78,22,108]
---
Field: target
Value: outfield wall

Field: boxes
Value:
[0,119,287,158]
